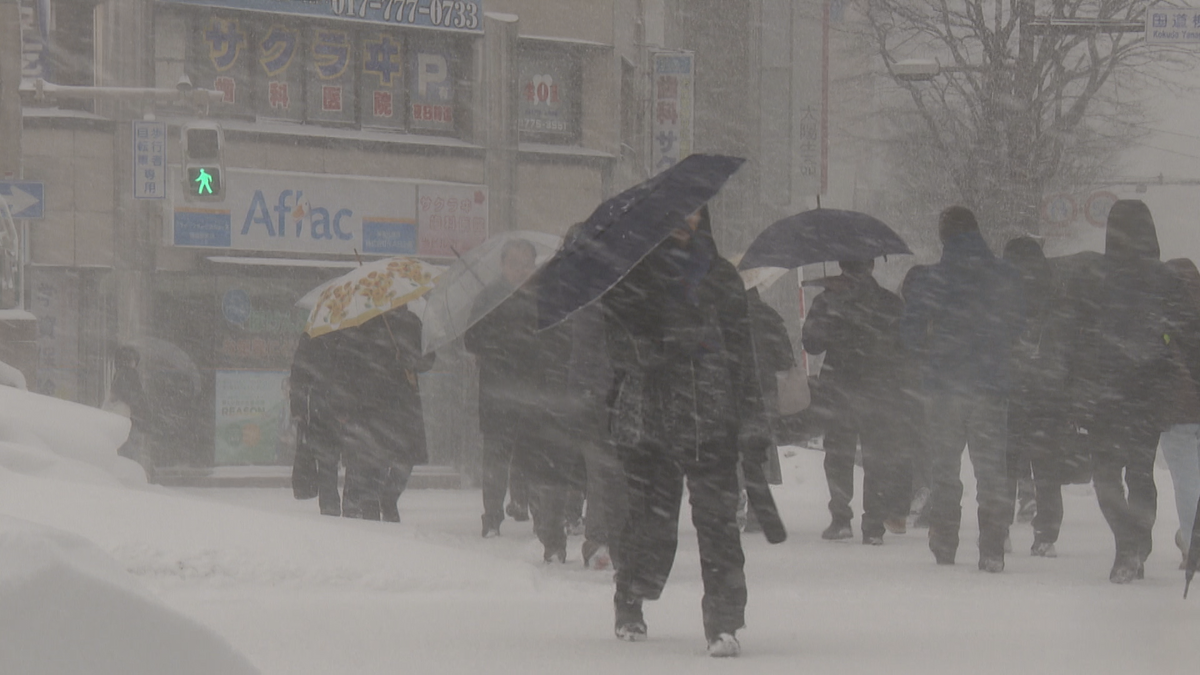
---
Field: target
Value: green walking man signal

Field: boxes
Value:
[185,166,222,199]
[195,168,213,194]
[181,122,225,202]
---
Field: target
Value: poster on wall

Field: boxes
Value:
[650,50,694,174]
[360,30,406,130]
[254,22,304,123]
[306,26,358,125]
[214,370,290,465]
[192,14,254,117]
[416,183,488,257]
[517,51,576,140]
[407,44,455,133]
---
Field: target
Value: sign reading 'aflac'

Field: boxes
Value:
[169,167,487,257]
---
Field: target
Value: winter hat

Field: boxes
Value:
[938,206,979,243]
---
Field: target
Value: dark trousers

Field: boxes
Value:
[615,441,746,642]
[1007,408,1065,544]
[530,481,569,553]
[380,462,414,522]
[579,398,627,560]
[1087,421,1159,563]
[481,432,529,524]
[308,424,342,517]
[925,389,1012,561]
[823,404,908,538]
[342,423,386,520]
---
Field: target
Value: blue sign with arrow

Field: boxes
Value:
[0,181,45,219]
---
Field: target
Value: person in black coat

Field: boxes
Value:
[109,345,153,476]
[802,258,908,545]
[1002,236,1070,557]
[900,206,1024,572]
[1058,200,1198,582]
[336,306,435,522]
[289,330,345,516]
[464,239,539,536]
[603,205,768,656]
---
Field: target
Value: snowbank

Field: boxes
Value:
[0,386,132,479]
[0,517,259,675]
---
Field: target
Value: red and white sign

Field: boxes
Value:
[416,184,488,258]
[1085,190,1119,228]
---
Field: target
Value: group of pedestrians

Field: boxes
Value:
[281,196,1200,659]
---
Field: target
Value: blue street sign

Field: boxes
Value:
[0,181,45,219]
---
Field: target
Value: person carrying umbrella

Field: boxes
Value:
[900,206,1025,573]
[802,257,909,545]
[604,205,769,657]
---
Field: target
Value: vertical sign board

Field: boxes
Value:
[19,0,48,81]
[793,3,827,196]
[650,51,694,174]
[306,26,357,125]
[361,30,406,131]
[133,121,167,200]
[518,51,577,141]
[1147,7,1200,44]
[408,44,456,133]
[254,22,304,123]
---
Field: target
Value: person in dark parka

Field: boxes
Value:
[289,331,345,516]
[465,239,540,536]
[900,206,1024,572]
[802,258,908,545]
[1002,236,1070,557]
[603,205,769,657]
[1059,200,1197,582]
[338,306,435,522]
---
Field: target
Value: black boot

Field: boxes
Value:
[614,592,646,641]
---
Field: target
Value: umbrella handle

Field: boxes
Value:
[450,245,487,287]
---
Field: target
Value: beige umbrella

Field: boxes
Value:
[302,257,444,338]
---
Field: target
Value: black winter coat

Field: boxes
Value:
[603,238,768,467]
[288,331,343,441]
[464,282,541,437]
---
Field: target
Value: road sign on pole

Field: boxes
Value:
[0,181,44,219]
[1147,7,1200,45]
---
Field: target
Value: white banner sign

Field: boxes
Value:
[169,168,487,258]
[651,51,694,174]
[133,121,167,200]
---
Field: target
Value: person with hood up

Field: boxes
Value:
[602,205,769,658]
[1002,236,1070,557]
[900,206,1024,573]
[802,258,909,545]
[1059,199,1198,582]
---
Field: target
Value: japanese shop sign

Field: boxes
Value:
[306,27,358,125]
[192,14,254,116]
[651,51,693,173]
[518,51,576,140]
[169,168,487,258]
[1147,7,1200,44]
[408,46,455,133]
[254,23,304,122]
[159,0,483,33]
[133,121,167,200]
[416,183,488,257]
[361,31,406,130]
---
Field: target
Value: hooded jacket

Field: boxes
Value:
[603,210,768,466]
[1060,200,1195,428]
[900,230,1024,395]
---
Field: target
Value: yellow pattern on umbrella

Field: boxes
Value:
[304,257,441,337]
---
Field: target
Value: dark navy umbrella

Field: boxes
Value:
[535,153,745,329]
[737,208,912,271]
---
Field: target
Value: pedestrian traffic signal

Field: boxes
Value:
[181,122,225,202]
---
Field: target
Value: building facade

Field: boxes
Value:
[6,0,821,478]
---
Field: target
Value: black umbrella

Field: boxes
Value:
[1186,493,1200,598]
[737,208,912,271]
[535,153,745,330]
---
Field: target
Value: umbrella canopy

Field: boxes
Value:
[737,208,912,271]
[535,153,745,330]
[302,257,444,338]
[420,230,562,354]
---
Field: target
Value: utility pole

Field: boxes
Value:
[0,0,21,179]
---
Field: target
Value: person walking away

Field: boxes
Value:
[563,221,625,570]
[289,331,345,516]
[802,258,908,545]
[1158,258,1200,568]
[1002,236,1070,557]
[465,239,539,536]
[900,206,1024,572]
[1059,200,1197,583]
[106,345,152,480]
[603,206,770,657]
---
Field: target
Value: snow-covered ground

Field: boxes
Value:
[1,385,1198,675]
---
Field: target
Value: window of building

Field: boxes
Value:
[183,10,470,137]
[517,46,581,145]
